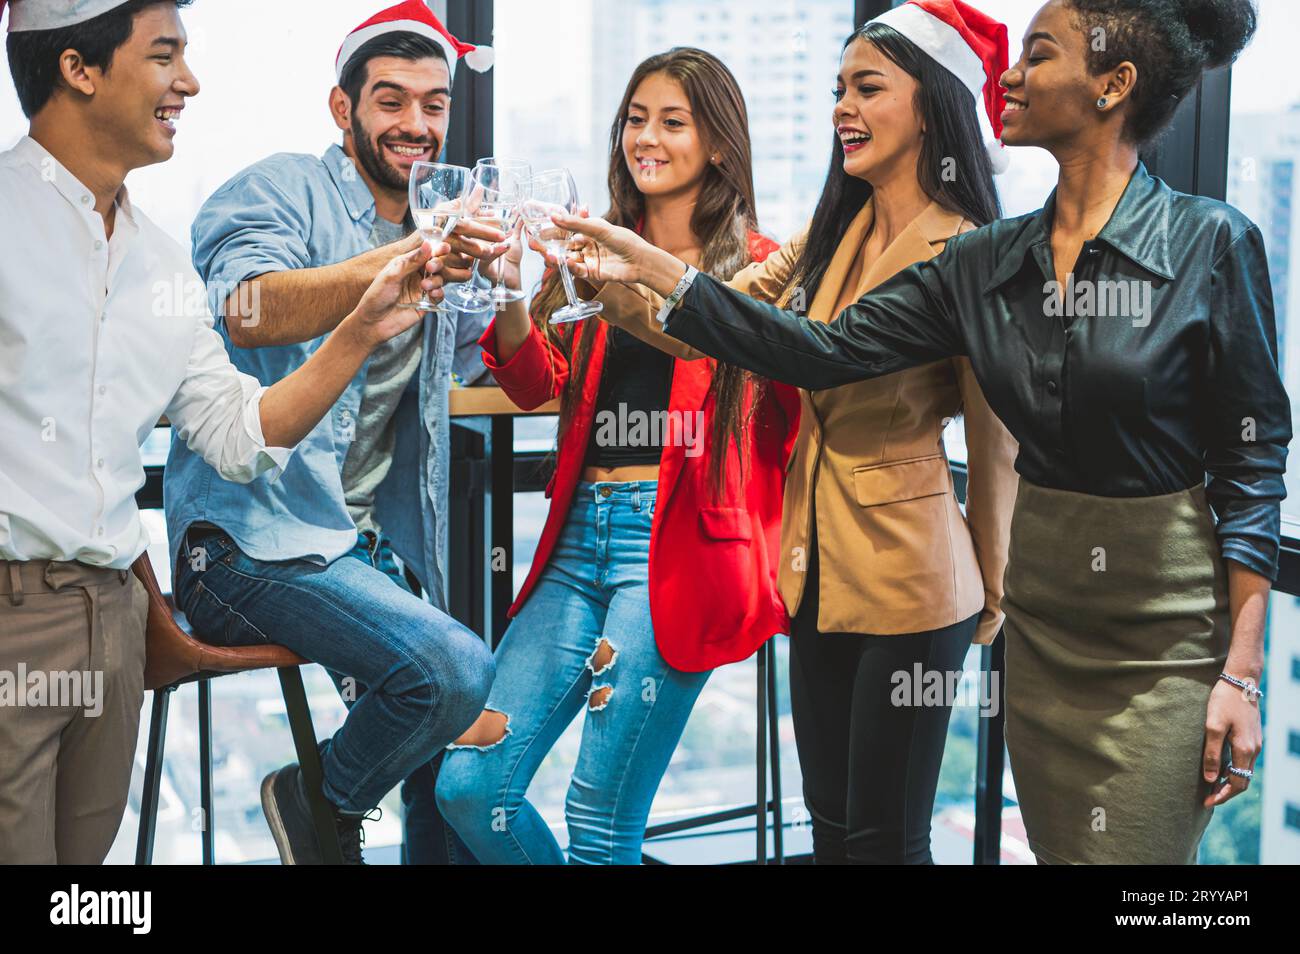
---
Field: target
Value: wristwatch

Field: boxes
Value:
[654,265,699,324]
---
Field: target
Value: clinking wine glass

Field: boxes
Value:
[523,168,603,324]
[403,160,470,312]
[445,157,532,310]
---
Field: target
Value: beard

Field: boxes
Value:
[350,113,435,192]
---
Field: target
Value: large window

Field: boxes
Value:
[492,0,1063,864]
[494,0,853,291]
[492,0,856,859]
[1226,0,1300,527]
[1224,0,1300,864]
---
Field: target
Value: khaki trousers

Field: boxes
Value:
[0,559,148,864]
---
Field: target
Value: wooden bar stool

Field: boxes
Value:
[131,555,344,865]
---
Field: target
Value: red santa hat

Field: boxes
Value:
[869,0,1010,174]
[3,0,128,31]
[335,0,494,83]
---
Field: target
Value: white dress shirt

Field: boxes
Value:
[0,136,294,570]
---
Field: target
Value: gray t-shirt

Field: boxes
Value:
[340,214,424,534]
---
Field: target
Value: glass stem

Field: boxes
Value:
[558,259,581,307]
[495,213,515,291]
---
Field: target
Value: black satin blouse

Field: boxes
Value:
[664,163,1292,580]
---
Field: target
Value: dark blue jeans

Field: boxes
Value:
[175,525,492,864]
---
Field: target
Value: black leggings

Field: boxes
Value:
[788,543,976,864]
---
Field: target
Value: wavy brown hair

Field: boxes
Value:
[530,47,771,496]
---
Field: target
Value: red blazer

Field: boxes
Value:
[478,232,799,672]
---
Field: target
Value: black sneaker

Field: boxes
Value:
[260,763,373,865]
[334,809,370,866]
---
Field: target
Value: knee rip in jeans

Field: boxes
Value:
[587,685,613,711]
[586,637,617,677]
[447,708,509,751]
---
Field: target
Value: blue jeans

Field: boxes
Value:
[436,481,710,864]
[338,531,475,865]
[173,525,494,861]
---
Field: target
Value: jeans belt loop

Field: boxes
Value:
[633,483,641,511]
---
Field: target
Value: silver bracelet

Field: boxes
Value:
[1218,672,1263,703]
[654,265,699,324]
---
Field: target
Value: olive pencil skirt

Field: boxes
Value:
[1002,479,1230,865]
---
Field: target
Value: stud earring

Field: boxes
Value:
[711,154,720,163]
[1096,96,1108,109]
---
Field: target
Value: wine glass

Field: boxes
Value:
[445,157,531,310]
[403,161,470,312]
[522,168,603,324]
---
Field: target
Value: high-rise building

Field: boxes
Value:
[1229,106,1300,864]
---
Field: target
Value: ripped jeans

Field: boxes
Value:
[436,481,710,864]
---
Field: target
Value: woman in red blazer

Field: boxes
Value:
[436,48,798,865]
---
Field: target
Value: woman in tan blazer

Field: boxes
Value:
[596,12,1019,863]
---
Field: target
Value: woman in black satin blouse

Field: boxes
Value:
[549,0,1291,865]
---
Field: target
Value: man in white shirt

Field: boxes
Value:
[0,0,466,863]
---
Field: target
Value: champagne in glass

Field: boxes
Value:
[446,158,532,310]
[403,161,470,311]
[522,168,603,324]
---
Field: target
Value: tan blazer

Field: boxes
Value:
[597,200,1018,643]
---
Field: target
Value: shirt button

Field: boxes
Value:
[94,240,104,251]
[97,527,105,537]
[96,458,105,469]
[81,195,91,205]
[98,385,106,396]
[1046,380,1059,396]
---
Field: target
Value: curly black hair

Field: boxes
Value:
[1066,0,1257,143]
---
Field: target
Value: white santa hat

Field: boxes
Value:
[335,0,494,83]
[2,0,129,31]
[869,0,1011,174]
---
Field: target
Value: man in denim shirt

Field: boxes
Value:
[165,4,502,864]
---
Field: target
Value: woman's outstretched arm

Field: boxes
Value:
[553,212,969,391]
[663,266,965,390]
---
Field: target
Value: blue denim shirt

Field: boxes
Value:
[163,144,492,609]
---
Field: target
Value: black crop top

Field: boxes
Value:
[584,325,675,468]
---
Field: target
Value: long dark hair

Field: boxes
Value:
[532,47,768,496]
[783,23,1003,307]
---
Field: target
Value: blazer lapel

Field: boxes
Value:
[807,199,875,324]
[858,201,965,295]
[809,199,967,321]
